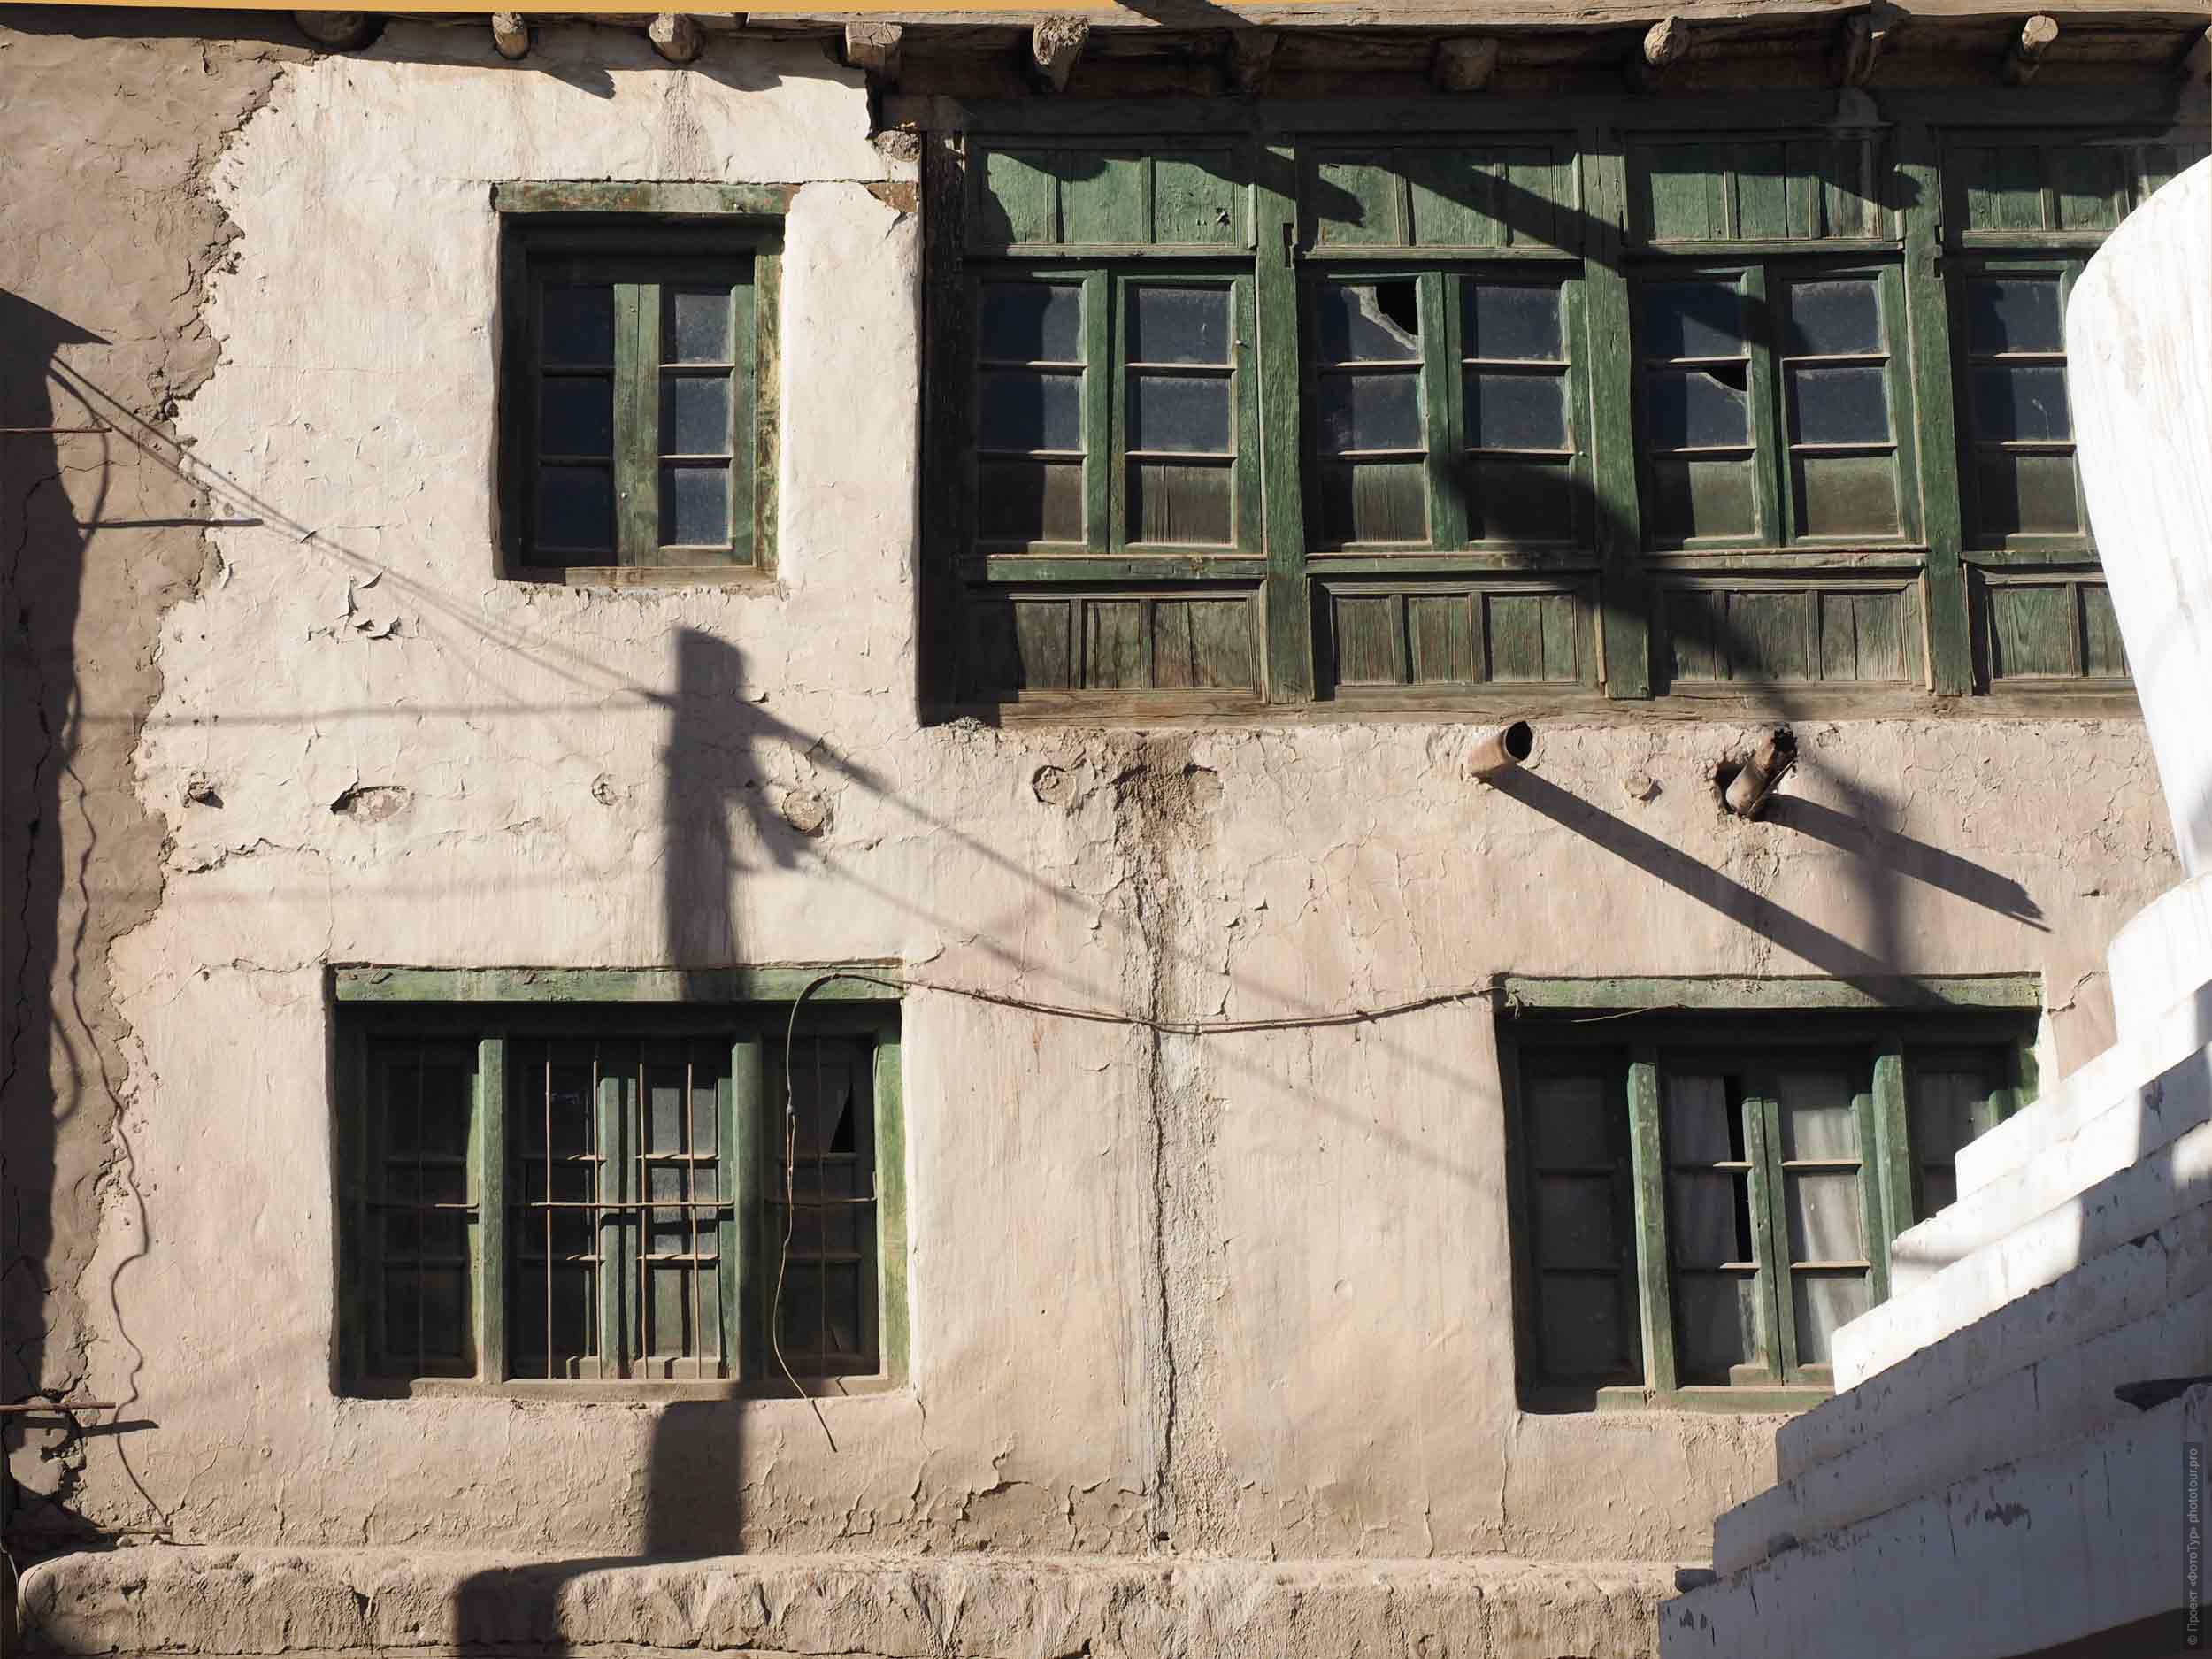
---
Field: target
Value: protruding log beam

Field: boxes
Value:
[649,12,703,64]
[1835,0,1898,87]
[490,12,530,59]
[2003,13,2059,85]
[1432,35,1502,92]
[843,20,903,81]
[1032,16,1089,92]
[1634,14,1694,88]
[294,11,381,50]
[1227,28,1279,96]
[2180,22,2210,81]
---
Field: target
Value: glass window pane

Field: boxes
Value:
[668,288,732,364]
[977,458,1084,542]
[1788,365,1892,445]
[1666,1073,1736,1164]
[1537,1175,1618,1269]
[1786,1171,1866,1261]
[1676,1272,1760,1383]
[979,369,1082,452]
[1466,369,1568,450]
[1966,277,2064,355]
[1316,280,1422,364]
[1787,279,1883,357]
[1539,1277,1629,1379]
[1778,1076,1859,1158]
[542,285,614,365]
[1795,453,1901,538]
[540,377,612,457]
[1464,283,1563,362]
[663,376,731,457]
[1792,1272,1870,1364]
[1977,450,2081,536]
[1527,1073,1611,1167]
[662,464,730,546]
[1130,374,1231,454]
[1671,1171,1747,1265]
[535,465,612,551]
[1973,365,2072,442]
[1641,281,1744,360]
[1908,1068,1987,1165]
[1319,371,1423,454]
[1131,287,1230,365]
[979,281,1081,363]
[1648,367,1749,449]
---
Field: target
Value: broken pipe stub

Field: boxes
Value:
[1469,720,1535,782]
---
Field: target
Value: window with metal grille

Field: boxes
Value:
[338,983,901,1393]
[1504,1000,2035,1411]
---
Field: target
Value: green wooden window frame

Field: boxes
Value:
[498,196,781,577]
[334,968,904,1396]
[1503,998,2037,1414]
[1629,259,1919,552]
[924,100,2195,712]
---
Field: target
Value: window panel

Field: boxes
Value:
[1131,375,1231,453]
[1959,266,2084,551]
[541,378,614,457]
[1132,286,1230,365]
[542,285,615,365]
[365,1039,479,1380]
[1320,371,1424,453]
[1465,372,1568,451]
[1464,281,1563,362]
[1786,365,1889,446]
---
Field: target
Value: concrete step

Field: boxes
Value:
[1957,976,2212,1202]
[1832,1114,2212,1388]
[1713,1279,2212,1578]
[1778,1190,2212,1483]
[1664,1386,2211,1659]
[2107,872,2212,1041]
[1891,1030,2212,1298]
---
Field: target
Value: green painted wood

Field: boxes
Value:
[1309,150,1402,246]
[1063,151,1149,246]
[1256,142,1315,703]
[750,254,780,572]
[1870,1039,1914,1285]
[1899,122,1970,695]
[731,1033,765,1381]
[1408,592,1478,683]
[1235,276,1263,555]
[475,1033,508,1383]
[1851,1075,1889,1307]
[1745,1084,1788,1383]
[594,1060,627,1377]
[1331,594,1401,686]
[1625,1051,1678,1394]
[715,1052,741,1379]
[1594,1383,1829,1415]
[1014,597,1077,688]
[873,1037,910,1383]
[494,180,793,217]
[1160,597,1260,690]
[1500,974,2042,1013]
[1153,151,1247,246]
[334,966,906,1004]
[1086,598,1149,689]
[1083,269,1113,554]
[969,556,1268,583]
[1985,580,2079,679]
[1419,269,1468,551]
[1580,132,1650,699]
[975,146,1056,247]
[2080,582,2128,678]
[613,283,655,565]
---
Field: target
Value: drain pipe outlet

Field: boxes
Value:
[1469,720,1536,783]
[1724,726,1798,818]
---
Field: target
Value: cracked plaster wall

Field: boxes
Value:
[2,8,2185,1603]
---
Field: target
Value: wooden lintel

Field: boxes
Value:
[1432,35,1502,90]
[293,10,381,50]
[649,11,703,62]
[2003,12,2060,81]
[844,19,903,79]
[490,11,531,58]
[1227,27,1280,94]
[1835,0,1900,84]
[1032,15,1089,90]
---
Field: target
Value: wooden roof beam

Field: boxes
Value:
[1633,13,1697,88]
[2003,11,2060,80]
[1031,14,1089,89]
[1834,0,1899,83]
[1227,27,1279,94]
[2182,20,2212,75]
[649,11,703,61]
[294,11,382,49]
[844,18,903,80]
[1432,35,1502,89]
[490,11,530,57]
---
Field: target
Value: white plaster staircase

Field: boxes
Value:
[1662,876,2212,1659]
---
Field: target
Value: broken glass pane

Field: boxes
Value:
[1648,367,1749,449]
[1315,280,1422,364]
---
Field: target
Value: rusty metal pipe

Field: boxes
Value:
[1724,726,1798,818]
[1468,720,1535,782]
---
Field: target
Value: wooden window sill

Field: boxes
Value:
[1594,1384,1833,1415]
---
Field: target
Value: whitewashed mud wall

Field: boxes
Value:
[8,19,2181,1584]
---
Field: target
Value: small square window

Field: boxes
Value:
[501,214,778,575]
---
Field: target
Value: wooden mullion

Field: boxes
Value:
[1255,142,1315,703]
[595,1054,627,1376]
[1625,1048,1678,1394]
[1579,129,1650,698]
[1085,268,1115,555]
[1423,269,1470,552]
[341,1028,373,1386]
[1899,121,1972,695]
[717,1047,741,1378]
[1852,1068,1889,1307]
[733,1032,767,1381]
[731,263,761,569]
[1741,262,1785,551]
[475,1033,508,1383]
[1743,1079,1791,1383]
[874,1033,909,1382]
[613,283,657,565]
[1234,276,1263,557]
